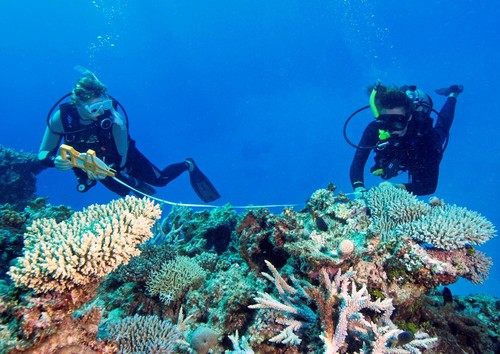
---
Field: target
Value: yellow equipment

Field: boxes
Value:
[60,144,116,179]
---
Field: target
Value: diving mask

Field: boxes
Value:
[378,113,409,132]
[83,98,113,115]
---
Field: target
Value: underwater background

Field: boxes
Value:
[0,0,498,300]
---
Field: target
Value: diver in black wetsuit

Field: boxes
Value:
[38,67,220,202]
[349,83,463,197]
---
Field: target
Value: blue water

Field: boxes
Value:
[1,1,498,297]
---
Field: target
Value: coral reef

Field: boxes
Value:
[0,184,498,353]
[0,145,46,209]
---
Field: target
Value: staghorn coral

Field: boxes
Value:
[227,330,255,353]
[249,261,437,353]
[146,255,207,306]
[8,196,161,293]
[249,260,317,345]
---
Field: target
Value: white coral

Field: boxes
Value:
[366,185,431,234]
[395,205,496,250]
[9,196,161,293]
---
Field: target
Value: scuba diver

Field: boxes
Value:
[38,66,220,202]
[347,82,463,197]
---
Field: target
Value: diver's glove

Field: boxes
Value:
[354,186,367,199]
[54,155,74,171]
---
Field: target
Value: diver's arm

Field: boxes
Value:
[111,110,129,168]
[350,122,378,190]
[38,110,65,168]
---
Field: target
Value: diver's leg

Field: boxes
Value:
[99,176,132,196]
[434,96,457,147]
[158,162,190,186]
[125,144,189,187]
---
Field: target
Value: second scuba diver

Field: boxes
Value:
[348,82,463,197]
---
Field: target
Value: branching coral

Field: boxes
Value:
[312,268,400,353]
[8,196,161,293]
[146,255,207,305]
[228,330,255,353]
[465,250,493,285]
[366,185,496,251]
[249,260,317,345]
[249,261,436,353]
[394,204,496,250]
[366,185,431,234]
[107,313,189,353]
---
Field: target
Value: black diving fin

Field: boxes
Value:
[435,84,464,96]
[186,158,221,203]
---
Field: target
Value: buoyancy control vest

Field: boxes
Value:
[371,121,441,180]
[59,102,123,168]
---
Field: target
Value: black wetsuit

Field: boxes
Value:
[350,97,457,196]
[55,102,189,196]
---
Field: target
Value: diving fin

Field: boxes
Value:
[186,158,221,203]
[435,84,464,96]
